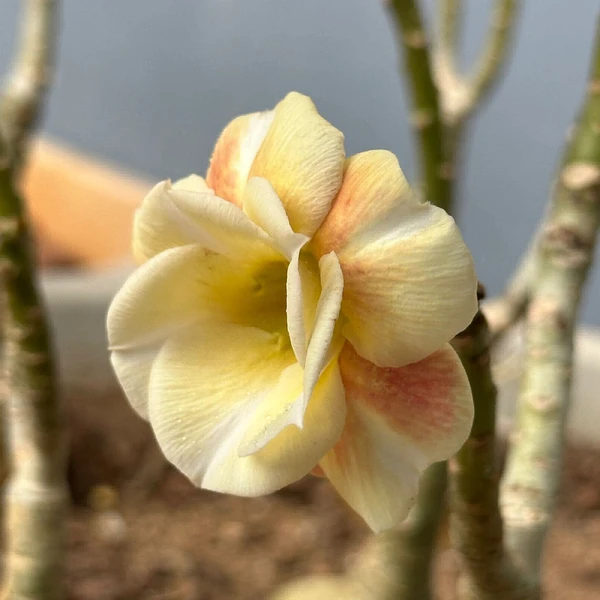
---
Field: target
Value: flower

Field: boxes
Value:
[107,92,477,532]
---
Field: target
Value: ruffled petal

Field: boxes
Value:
[236,360,345,462]
[108,244,290,416]
[265,251,344,441]
[249,92,345,237]
[243,177,308,260]
[286,249,320,366]
[318,342,473,532]
[334,199,477,367]
[286,250,344,378]
[148,323,345,496]
[132,180,281,265]
[108,244,287,351]
[313,150,409,252]
[206,110,275,207]
[172,174,213,193]
[302,252,344,407]
[107,246,209,418]
[108,245,215,351]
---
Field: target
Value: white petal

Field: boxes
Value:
[302,252,344,407]
[133,180,281,264]
[318,342,473,532]
[206,110,275,207]
[243,177,308,260]
[147,323,345,496]
[337,201,478,367]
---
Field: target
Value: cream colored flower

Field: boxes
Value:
[107,92,477,532]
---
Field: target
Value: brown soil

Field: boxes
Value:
[61,389,600,600]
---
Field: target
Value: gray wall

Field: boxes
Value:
[1,1,599,324]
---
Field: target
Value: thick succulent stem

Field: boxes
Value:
[1,0,59,173]
[500,18,600,581]
[0,2,65,585]
[0,135,67,600]
[449,289,536,600]
[387,0,453,213]
[357,462,448,600]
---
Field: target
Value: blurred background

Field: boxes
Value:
[1,3,600,599]
[1,0,599,323]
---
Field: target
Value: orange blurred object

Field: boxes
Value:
[21,138,151,269]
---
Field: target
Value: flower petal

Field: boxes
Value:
[108,244,286,351]
[108,246,210,418]
[172,174,213,193]
[110,346,158,419]
[312,150,409,252]
[249,92,345,237]
[132,180,281,264]
[148,323,345,496]
[236,360,345,461]
[318,342,473,532]
[243,177,308,260]
[286,249,320,366]
[286,250,344,378]
[206,110,274,207]
[108,243,291,418]
[239,252,344,453]
[334,199,477,367]
[108,245,213,351]
[303,252,344,407]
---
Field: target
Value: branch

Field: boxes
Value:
[438,0,463,59]
[484,236,537,345]
[1,0,59,171]
[387,0,453,213]
[449,288,535,600]
[467,0,520,113]
[271,462,449,600]
[434,0,468,125]
[434,0,521,125]
[359,462,448,600]
[500,19,600,579]
[0,132,67,599]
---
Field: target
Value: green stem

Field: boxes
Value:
[387,0,452,213]
[500,18,600,580]
[466,0,520,116]
[357,463,447,600]
[449,289,535,600]
[485,234,538,346]
[434,0,464,111]
[434,0,521,127]
[0,136,67,599]
[438,0,463,58]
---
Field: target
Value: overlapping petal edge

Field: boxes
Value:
[107,92,478,532]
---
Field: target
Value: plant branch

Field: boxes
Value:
[438,0,463,60]
[434,0,521,126]
[0,2,65,597]
[484,237,537,345]
[0,131,67,599]
[500,19,600,579]
[449,288,535,600]
[1,0,59,172]
[358,462,448,600]
[387,0,452,213]
[467,0,520,116]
